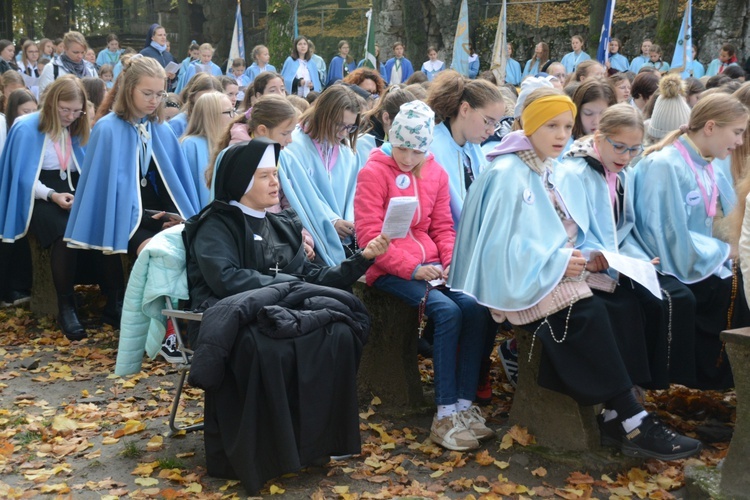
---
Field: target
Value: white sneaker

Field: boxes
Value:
[430,413,480,451]
[460,405,495,441]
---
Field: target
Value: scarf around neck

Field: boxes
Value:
[150,40,167,53]
[60,54,86,78]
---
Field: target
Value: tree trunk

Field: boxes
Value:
[0,0,13,40]
[178,0,189,62]
[587,0,606,57]
[43,0,70,39]
[654,0,679,52]
[113,0,124,32]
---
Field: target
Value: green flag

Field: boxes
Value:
[363,8,376,69]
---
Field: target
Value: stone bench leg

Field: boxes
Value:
[509,328,601,451]
[353,282,425,410]
[28,235,58,317]
[719,328,750,497]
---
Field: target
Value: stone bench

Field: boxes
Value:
[28,235,130,319]
[509,327,601,451]
[352,280,426,411]
[717,327,750,497]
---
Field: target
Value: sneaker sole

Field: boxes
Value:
[472,429,497,441]
[429,432,479,451]
[160,352,189,364]
[621,442,702,461]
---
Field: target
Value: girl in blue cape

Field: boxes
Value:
[560,35,591,74]
[96,34,124,68]
[181,92,236,207]
[244,45,277,84]
[278,85,361,266]
[633,93,750,390]
[355,100,494,452]
[383,42,414,85]
[605,38,629,73]
[522,42,549,79]
[166,72,222,139]
[425,70,506,226]
[327,40,357,86]
[0,76,123,340]
[65,55,200,258]
[556,103,700,390]
[280,37,321,98]
[449,88,702,461]
[182,43,224,85]
[420,46,445,82]
[174,42,199,94]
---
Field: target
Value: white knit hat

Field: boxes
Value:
[390,100,435,152]
[647,74,691,139]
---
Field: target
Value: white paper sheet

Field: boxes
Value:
[164,61,180,74]
[381,196,418,239]
[599,250,662,299]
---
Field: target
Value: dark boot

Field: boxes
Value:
[57,294,86,341]
[102,290,123,328]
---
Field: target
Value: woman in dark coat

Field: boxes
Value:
[184,138,389,494]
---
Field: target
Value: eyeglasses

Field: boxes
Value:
[338,122,359,134]
[58,107,85,117]
[222,109,237,118]
[136,89,168,102]
[476,109,502,130]
[605,137,644,156]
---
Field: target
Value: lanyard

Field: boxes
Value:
[311,139,339,174]
[53,130,73,172]
[135,121,153,178]
[592,142,619,209]
[673,140,717,217]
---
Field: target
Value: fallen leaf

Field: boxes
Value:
[371,396,382,405]
[532,466,547,477]
[145,435,163,452]
[51,415,77,433]
[134,477,158,487]
[494,460,510,469]
[475,449,494,466]
[269,484,285,494]
[332,485,350,494]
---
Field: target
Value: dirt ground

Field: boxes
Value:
[0,298,733,499]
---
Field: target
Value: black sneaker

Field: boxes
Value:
[621,414,702,460]
[498,339,519,387]
[159,333,188,363]
[597,412,623,449]
[1,290,31,308]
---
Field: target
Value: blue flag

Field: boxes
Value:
[596,0,616,65]
[227,0,245,73]
[451,0,470,77]
[293,0,299,39]
[671,0,693,77]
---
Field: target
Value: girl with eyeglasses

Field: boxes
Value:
[65,55,199,261]
[181,91,236,207]
[556,103,699,391]
[425,70,506,226]
[278,85,362,265]
[633,93,750,390]
[0,76,120,341]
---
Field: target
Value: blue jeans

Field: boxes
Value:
[375,275,492,405]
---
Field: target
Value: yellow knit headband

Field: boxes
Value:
[522,95,578,136]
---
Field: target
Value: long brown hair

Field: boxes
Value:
[299,85,361,148]
[426,69,504,125]
[38,75,90,144]
[731,82,750,182]
[571,78,616,138]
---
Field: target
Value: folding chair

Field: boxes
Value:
[162,297,204,436]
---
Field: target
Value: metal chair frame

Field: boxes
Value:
[162,298,204,436]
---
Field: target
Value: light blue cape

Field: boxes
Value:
[505,58,522,86]
[555,157,652,264]
[632,137,734,283]
[0,113,85,242]
[448,152,584,311]
[280,57,322,95]
[64,113,200,254]
[428,122,486,226]
[167,112,188,139]
[278,127,358,265]
[181,135,211,208]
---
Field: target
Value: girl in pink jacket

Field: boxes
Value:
[354,100,494,452]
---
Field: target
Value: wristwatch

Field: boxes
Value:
[47,190,56,202]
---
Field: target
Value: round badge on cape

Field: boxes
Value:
[685,190,701,206]
[396,174,411,189]
[523,188,535,205]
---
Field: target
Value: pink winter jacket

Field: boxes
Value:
[355,147,455,286]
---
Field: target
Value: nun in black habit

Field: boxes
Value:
[184,138,390,494]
